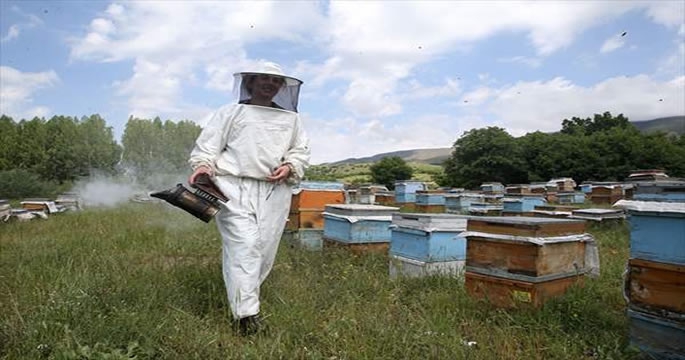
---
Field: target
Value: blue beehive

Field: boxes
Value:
[627,308,685,360]
[634,181,685,202]
[390,213,469,262]
[557,192,586,204]
[416,192,446,205]
[395,181,425,203]
[445,193,484,213]
[282,229,323,250]
[480,182,504,194]
[580,183,593,194]
[502,196,547,212]
[297,181,346,190]
[623,201,685,265]
[323,204,399,244]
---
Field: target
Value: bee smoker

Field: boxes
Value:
[150,173,228,223]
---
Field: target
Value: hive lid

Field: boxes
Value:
[324,204,399,217]
[392,213,470,231]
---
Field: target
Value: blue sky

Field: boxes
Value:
[1,1,684,164]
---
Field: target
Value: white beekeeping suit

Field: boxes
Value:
[188,61,310,335]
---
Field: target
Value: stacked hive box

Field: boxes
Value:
[285,182,346,249]
[445,193,484,214]
[532,205,579,219]
[415,191,447,213]
[374,191,396,206]
[464,216,594,308]
[395,181,425,212]
[389,213,469,278]
[590,184,623,204]
[20,198,59,214]
[322,204,399,254]
[615,187,685,359]
[505,184,532,195]
[570,208,625,222]
[468,202,503,216]
[501,195,546,216]
[557,192,586,205]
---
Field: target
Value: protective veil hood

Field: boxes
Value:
[234,62,303,113]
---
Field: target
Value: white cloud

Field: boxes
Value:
[498,56,543,68]
[69,1,325,120]
[1,25,19,43]
[0,66,59,119]
[476,75,685,135]
[1,6,43,43]
[304,113,476,164]
[600,36,626,53]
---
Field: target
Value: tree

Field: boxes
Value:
[561,111,633,136]
[443,127,527,189]
[370,156,413,190]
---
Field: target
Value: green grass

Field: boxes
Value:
[0,205,642,359]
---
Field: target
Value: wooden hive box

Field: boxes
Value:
[322,204,398,244]
[466,237,587,278]
[465,271,584,308]
[390,213,469,262]
[627,308,685,360]
[290,189,345,211]
[624,202,685,265]
[374,192,396,206]
[287,208,325,230]
[627,258,685,315]
[20,199,59,214]
[466,216,586,237]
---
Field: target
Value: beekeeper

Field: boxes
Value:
[188,61,310,335]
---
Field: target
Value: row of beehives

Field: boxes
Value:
[285,200,598,309]
[612,180,685,359]
[0,193,82,223]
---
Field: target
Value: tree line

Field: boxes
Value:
[439,112,685,189]
[0,114,200,198]
[1,111,683,198]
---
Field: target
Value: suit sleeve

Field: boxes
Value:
[188,105,234,173]
[283,115,311,180]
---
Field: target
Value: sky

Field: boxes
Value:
[1,1,684,165]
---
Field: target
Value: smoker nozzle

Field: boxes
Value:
[150,175,228,223]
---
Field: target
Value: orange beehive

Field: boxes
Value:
[465,271,584,308]
[290,190,345,211]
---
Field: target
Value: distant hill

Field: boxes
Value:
[328,116,684,166]
[632,116,685,135]
[328,147,452,166]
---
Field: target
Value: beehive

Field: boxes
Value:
[322,204,398,245]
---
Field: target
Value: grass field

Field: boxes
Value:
[0,204,642,359]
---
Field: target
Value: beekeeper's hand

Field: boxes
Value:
[189,165,213,185]
[266,163,293,183]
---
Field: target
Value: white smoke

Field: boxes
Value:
[73,177,144,207]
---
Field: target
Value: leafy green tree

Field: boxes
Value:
[561,111,632,136]
[77,114,122,175]
[14,117,49,174]
[0,115,18,171]
[370,156,413,190]
[121,116,201,177]
[41,115,81,183]
[443,127,527,189]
